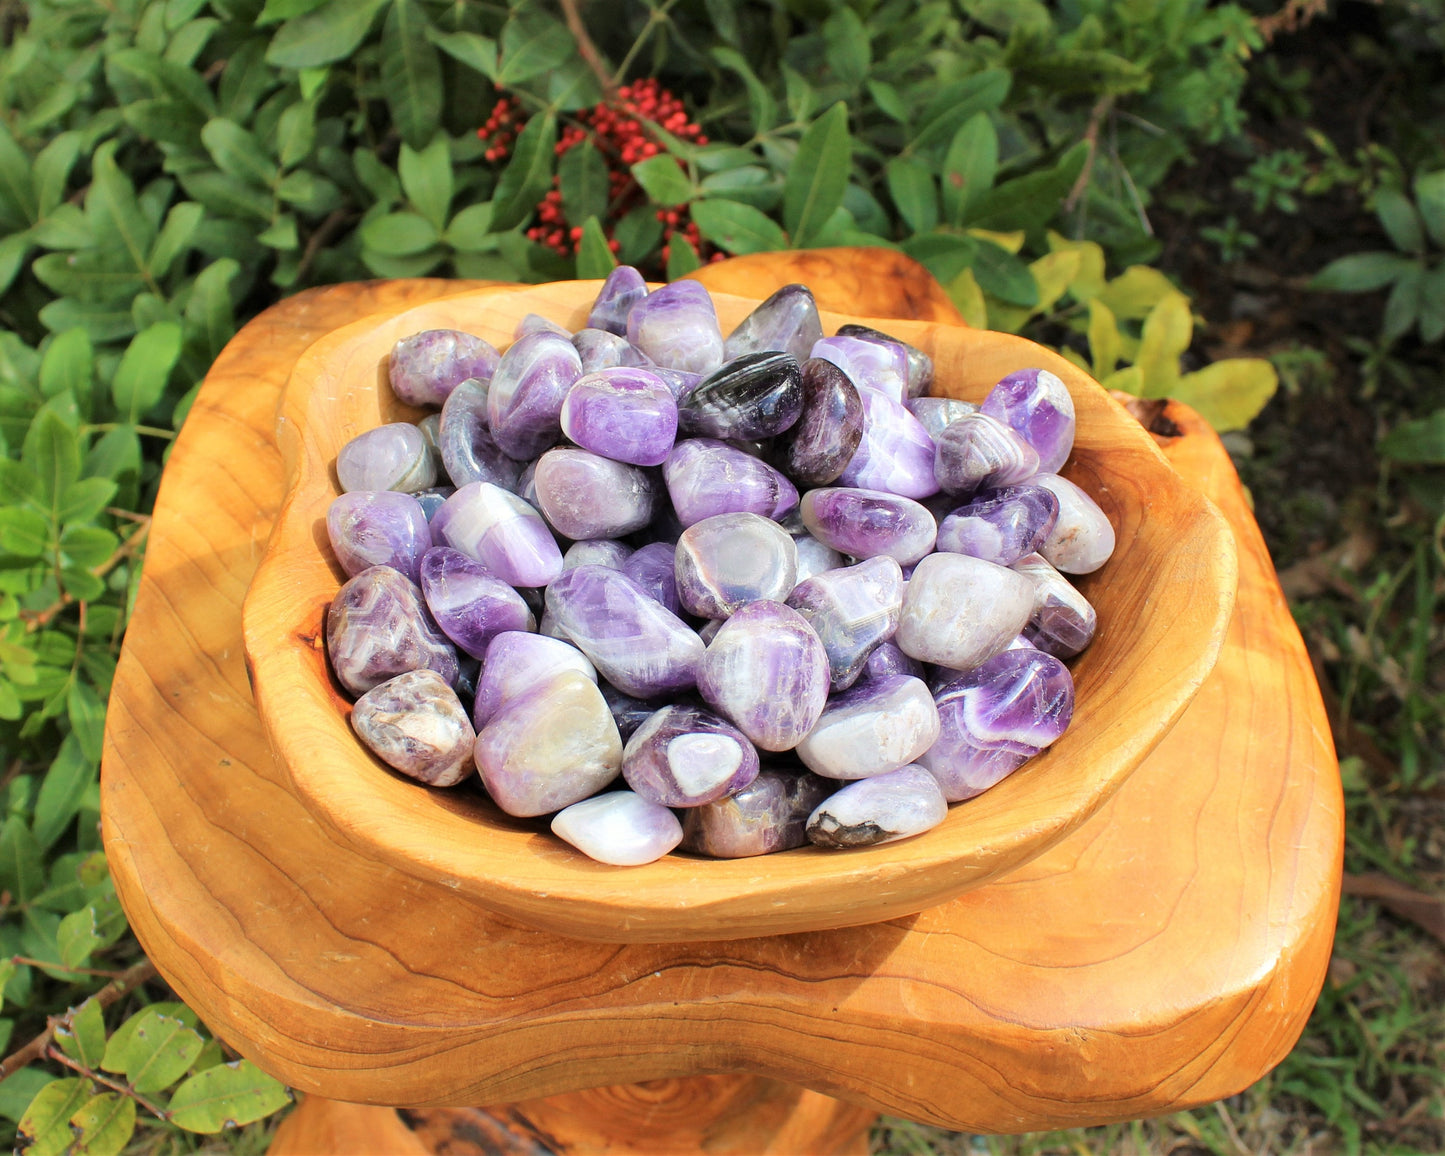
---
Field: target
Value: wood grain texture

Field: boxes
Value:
[241,280,1235,941]
[100,253,1341,1134]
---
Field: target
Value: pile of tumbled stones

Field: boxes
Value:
[323,268,1115,866]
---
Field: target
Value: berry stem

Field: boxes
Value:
[558,0,615,97]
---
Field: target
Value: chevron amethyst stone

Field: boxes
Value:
[620,541,681,615]
[806,764,947,847]
[799,487,937,565]
[351,669,475,787]
[679,768,834,857]
[588,265,649,336]
[622,703,760,807]
[811,335,909,404]
[778,358,864,486]
[388,329,499,407]
[675,512,798,618]
[572,327,653,373]
[326,565,459,697]
[786,555,904,691]
[336,423,436,493]
[560,367,678,466]
[981,368,1075,474]
[327,490,432,583]
[837,386,939,499]
[663,438,798,527]
[935,484,1060,567]
[563,538,633,572]
[835,324,934,398]
[486,331,583,461]
[418,547,534,659]
[532,447,657,540]
[438,379,521,491]
[906,396,977,440]
[677,351,804,440]
[895,553,1034,672]
[1011,552,1097,658]
[860,640,923,683]
[551,790,683,866]
[919,647,1074,801]
[471,630,596,729]
[723,283,823,362]
[933,412,1040,496]
[627,278,724,374]
[795,674,939,780]
[435,482,563,588]
[1032,472,1116,574]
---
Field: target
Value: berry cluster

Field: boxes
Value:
[479,80,717,268]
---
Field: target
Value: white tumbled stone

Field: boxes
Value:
[895,553,1034,672]
[551,790,684,865]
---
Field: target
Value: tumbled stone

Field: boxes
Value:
[560,367,678,467]
[933,412,1040,496]
[697,600,829,751]
[981,368,1075,474]
[572,327,654,373]
[563,538,634,572]
[516,312,570,338]
[352,669,475,787]
[920,648,1074,801]
[799,488,937,565]
[436,482,563,588]
[837,387,939,499]
[627,279,724,374]
[935,484,1060,567]
[438,379,522,491]
[551,790,683,866]
[413,486,454,524]
[895,553,1034,672]
[474,670,622,817]
[677,351,804,440]
[680,769,834,857]
[796,674,939,779]
[533,448,657,540]
[327,491,432,584]
[389,330,500,407]
[1011,552,1097,658]
[588,265,649,336]
[792,533,845,585]
[599,682,661,741]
[787,556,904,691]
[663,438,798,527]
[778,358,865,486]
[697,618,724,645]
[652,366,702,401]
[806,765,947,848]
[326,565,459,697]
[675,512,798,618]
[416,412,442,461]
[545,565,705,699]
[723,284,823,362]
[836,323,934,398]
[472,630,597,729]
[811,335,909,403]
[906,396,978,440]
[1031,473,1116,574]
[620,541,681,615]
[337,423,436,493]
[418,547,534,659]
[622,704,760,807]
[486,331,583,460]
[860,640,923,683]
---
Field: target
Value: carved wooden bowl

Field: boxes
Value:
[241,281,1237,943]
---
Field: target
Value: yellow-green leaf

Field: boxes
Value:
[1096,265,1179,320]
[70,1091,136,1156]
[101,1007,205,1094]
[1136,291,1192,396]
[986,300,1032,334]
[1047,230,1106,302]
[55,998,106,1068]
[1029,248,1081,315]
[946,267,988,328]
[1101,364,1143,396]
[1088,297,1120,380]
[17,1077,90,1156]
[167,1060,292,1133]
[1171,359,1279,432]
[965,227,1023,254]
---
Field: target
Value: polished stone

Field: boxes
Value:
[471,630,597,729]
[674,512,798,618]
[933,411,1040,496]
[837,387,939,499]
[1031,472,1116,574]
[436,482,563,588]
[572,327,654,373]
[679,769,834,857]
[805,764,947,848]
[835,323,934,398]
[935,484,1060,567]
[389,329,500,407]
[560,367,678,467]
[620,541,681,615]
[981,367,1075,474]
[895,552,1034,671]
[811,335,909,403]
[486,330,583,461]
[562,538,634,572]
[326,565,459,697]
[327,490,431,584]
[906,396,978,440]
[1011,551,1098,658]
[438,379,522,491]
[622,703,760,807]
[351,669,475,787]
[677,351,804,440]
[778,358,865,486]
[551,790,683,866]
[418,547,534,659]
[336,423,436,493]
[798,487,937,565]
[588,265,649,336]
[627,279,724,374]
[723,283,823,362]
[795,674,939,779]
[532,447,657,540]
[786,555,904,690]
[663,438,798,528]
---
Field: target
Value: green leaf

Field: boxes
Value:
[0,1070,55,1124]
[57,478,117,527]
[23,407,80,507]
[1379,407,1445,464]
[575,216,616,280]
[0,461,39,505]
[33,133,81,219]
[56,999,107,1068]
[665,236,702,279]
[784,102,851,248]
[866,79,909,125]
[201,119,276,187]
[257,215,298,250]
[823,7,870,87]
[359,211,439,257]
[112,323,183,423]
[1412,171,1445,250]
[60,525,119,570]
[712,48,776,136]
[910,69,1012,155]
[167,1060,291,1133]
[489,113,556,233]
[1309,251,1421,292]
[90,142,156,280]
[1420,263,1445,343]
[614,205,663,264]
[885,157,937,234]
[185,259,239,361]
[35,733,97,851]
[444,202,495,251]
[102,1007,207,1094]
[0,232,29,297]
[70,1092,136,1156]
[177,170,273,222]
[1088,298,1121,380]
[499,8,573,85]
[256,0,329,26]
[693,198,788,255]
[67,680,107,763]
[1383,264,1424,342]
[1096,265,1180,319]
[427,29,497,79]
[0,120,37,227]
[275,98,317,170]
[57,907,103,972]
[218,38,274,121]
[1374,187,1425,255]
[970,239,1038,307]
[16,1077,90,1156]
[631,155,692,208]
[942,112,997,226]
[266,0,389,68]
[0,507,50,556]
[398,137,453,232]
[148,202,205,279]
[1172,359,1280,432]
[966,140,1088,233]
[0,815,45,902]
[383,0,442,150]
[39,329,93,407]
[560,141,610,228]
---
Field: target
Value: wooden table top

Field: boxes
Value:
[99,250,1343,1133]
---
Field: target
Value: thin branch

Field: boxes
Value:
[296,208,355,285]
[1064,95,1114,214]
[10,955,134,980]
[558,0,614,96]
[46,1046,172,1120]
[0,958,158,1080]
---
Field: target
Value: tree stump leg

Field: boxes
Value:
[268,1077,876,1154]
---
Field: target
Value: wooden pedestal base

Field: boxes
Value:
[269,1078,876,1155]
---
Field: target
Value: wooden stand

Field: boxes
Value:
[100,252,1343,1153]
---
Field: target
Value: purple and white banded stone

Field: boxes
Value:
[679,768,834,858]
[418,547,534,659]
[622,703,760,807]
[326,565,459,697]
[471,630,596,729]
[326,490,431,583]
[664,438,798,528]
[551,790,683,866]
[572,327,654,373]
[895,552,1034,672]
[805,764,947,848]
[626,279,724,374]
[786,555,904,691]
[779,358,865,486]
[388,329,499,408]
[351,669,475,787]
[436,482,563,588]
[1011,552,1098,658]
[560,367,678,467]
[837,386,939,499]
[795,674,939,780]
[532,447,657,540]
[674,512,798,619]
[1031,473,1116,574]
[933,411,1041,497]
[588,265,649,336]
[562,538,634,572]
[811,335,909,404]
[620,541,681,615]
[723,283,823,363]
[486,330,583,461]
[935,484,1060,567]
[438,379,521,492]
[336,423,436,494]
[981,368,1075,474]
[799,488,937,565]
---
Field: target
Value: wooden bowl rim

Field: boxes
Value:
[241,280,1238,942]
